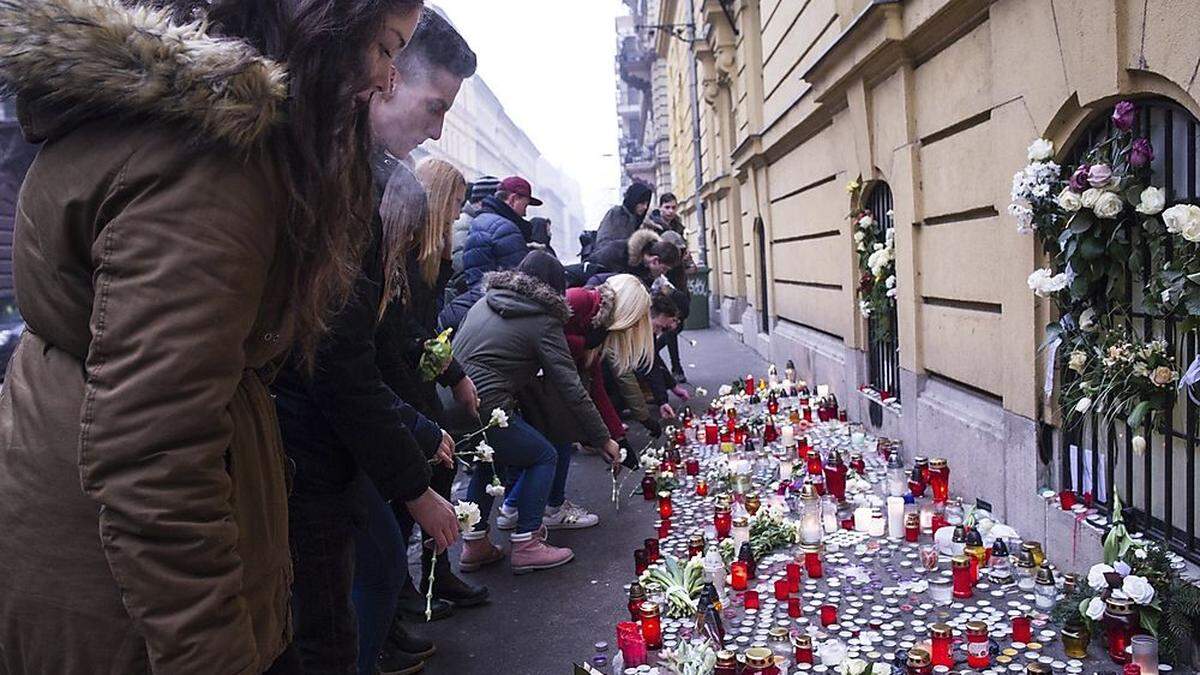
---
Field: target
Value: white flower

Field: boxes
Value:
[454,501,482,531]
[1132,435,1146,455]
[839,658,870,675]
[1085,596,1107,620]
[1027,268,1070,297]
[859,300,872,318]
[485,483,505,497]
[1057,188,1083,212]
[1122,575,1156,605]
[1114,561,1132,576]
[885,287,897,299]
[1027,138,1055,162]
[858,215,875,229]
[489,408,510,428]
[1162,288,1174,304]
[854,231,865,243]
[688,339,698,347]
[1068,350,1087,374]
[885,275,896,289]
[618,448,628,463]
[718,384,732,396]
[1079,308,1098,332]
[1009,202,1035,234]
[640,454,659,470]
[1134,546,1148,560]
[1135,186,1166,215]
[1087,563,1115,591]
[695,387,708,396]
[1093,191,1124,219]
[1075,397,1093,413]
[1162,203,1200,242]
[1081,188,1102,209]
[475,440,494,463]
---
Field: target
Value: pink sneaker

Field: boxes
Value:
[459,531,504,572]
[510,531,574,574]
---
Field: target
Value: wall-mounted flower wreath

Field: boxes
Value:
[848,178,896,343]
[1011,100,1197,431]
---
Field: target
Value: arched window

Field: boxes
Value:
[865,182,900,404]
[1059,98,1199,562]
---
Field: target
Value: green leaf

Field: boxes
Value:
[1069,211,1095,234]
[1124,184,1145,206]
[1079,237,1105,259]
[1187,272,1200,286]
[1127,400,1151,429]
[1140,607,1161,637]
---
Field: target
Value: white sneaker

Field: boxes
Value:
[496,504,518,531]
[543,500,599,530]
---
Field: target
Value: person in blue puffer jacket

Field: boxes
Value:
[442,176,541,332]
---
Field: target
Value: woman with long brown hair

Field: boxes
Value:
[0,0,423,673]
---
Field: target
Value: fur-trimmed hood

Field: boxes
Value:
[0,0,287,147]
[483,270,571,324]
[626,228,661,268]
[592,283,616,329]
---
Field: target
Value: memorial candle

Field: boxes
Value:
[743,589,759,610]
[639,601,663,650]
[774,578,790,601]
[930,624,953,668]
[788,596,802,618]
[951,556,973,599]
[819,604,838,626]
[730,561,749,591]
[705,423,719,445]
[887,496,905,539]
[965,621,990,669]
[804,547,823,579]
[786,562,801,593]
[657,492,673,519]
[714,503,732,539]
[929,458,950,503]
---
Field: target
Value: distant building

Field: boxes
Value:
[614,0,671,195]
[414,7,586,261]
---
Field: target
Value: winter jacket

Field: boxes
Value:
[453,271,610,448]
[562,286,626,440]
[594,182,653,250]
[460,195,533,290]
[0,2,294,673]
[585,230,660,288]
[648,209,685,237]
[450,202,481,276]
[377,252,466,421]
[271,159,442,505]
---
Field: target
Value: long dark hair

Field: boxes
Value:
[185,0,422,366]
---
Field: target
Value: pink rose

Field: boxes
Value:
[1087,164,1112,188]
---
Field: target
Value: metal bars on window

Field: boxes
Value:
[866,183,901,403]
[1058,99,1200,563]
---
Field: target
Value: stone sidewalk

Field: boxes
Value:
[418,327,765,675]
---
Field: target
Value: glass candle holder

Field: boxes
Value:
[919,544,940,573]
[657,491,673,519]
[1104,596,1138,665]
[804,548,823,579]
[905,512,920,543]
[695,479,709,497]
[951,556,973,599]
[704,423,719,445]
[714,504,732,539]
[644,538,660,563]
[639,601,663,650]
[687,534,705,559]
[641,474,656,500]
[743,589,759,610]
[730,561,749,591]
[928,574,953,606]
[930,623,953,668]
[685,458,700,476]
[657,518,670,538]
[965,621,990,669]
[819,603,838,627]
[1130,635,1158,675]
[906,648,932,675]
[788,596,801,618]
[634,548,648,576]
[1061,621,1090,659]
[627,583,645,622]
[773,579,789,601]
[793,635,814,665]
[1012,614,1032,643]
[929,458,949,503]
[786,562,801,593]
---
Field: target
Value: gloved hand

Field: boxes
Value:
[619,437,641,471]
[641,416,662,438]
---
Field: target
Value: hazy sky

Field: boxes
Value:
[434,0,626,226]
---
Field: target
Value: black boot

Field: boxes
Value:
[421,544,489,607]
[377,647,425,675]
[396,578,452,622]
[385,620,435,660]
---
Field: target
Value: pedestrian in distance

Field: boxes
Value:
[0,0,423,673]
[451,175,500,275]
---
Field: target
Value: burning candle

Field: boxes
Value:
[714,503,732,539]
[773,578,790,601]
[704,423,718,445]
[819,604,838,626]
[639,601,663,650]
[804,548,823,579]
[734,590,756,614]
[730,561,749,591]
[657,492,673,519]
[786,562,801,593]
[695,479,709,497]
[930,624,953,668]
[641,474,656,500]
[929,458,950,503]
[657,519,670,538]
[905,513,920,542]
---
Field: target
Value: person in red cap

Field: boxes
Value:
[454,175,544,296]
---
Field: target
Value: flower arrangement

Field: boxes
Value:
[659,638,718,675]
[638,553,706,618]
[848,180,897,342]
[1014,100,1196,430]
[748,507,799,559]
[1052,493,1200,662]
[837,658,890,675]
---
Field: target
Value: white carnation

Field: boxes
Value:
[1135,186,1166,215]
[485,483,506,497]
[490,408,510,428]
[475,440,494,463]
[1027,138,1054,162]
[455,501,482,531]
[1027,268,1070,297]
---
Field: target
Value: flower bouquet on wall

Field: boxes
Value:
[1013,100,1195,431]
[847,178,897,343]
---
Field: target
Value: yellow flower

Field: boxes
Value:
[846,178,861,195]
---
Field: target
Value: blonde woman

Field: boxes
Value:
[373,160,488,618]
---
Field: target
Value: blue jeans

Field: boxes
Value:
[350,474,407,675]
[504,442,574,510]
[466,414,557,534]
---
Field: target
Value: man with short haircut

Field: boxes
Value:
[459,175,541,289]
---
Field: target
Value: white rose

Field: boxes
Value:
[1057,188,1083,212]
[1079,308,1098,332]
[854,231,865,242]
[1134,546,1147,560]
[886,275,896,289]
[1027,138,1055,162]
[1087,563,1115,591]
[1135,186,1166,215]
[1027,268,1070,297]
[1075,397,1093,413]
[1081,188,1102,209]
[840,658,869,675]
[1085,596,1107,620]
[1162,204,1200,242]
[718,384,732,396]
[475,440,494,463]
[1093,191,1124,219]
[1122,575,1156,605]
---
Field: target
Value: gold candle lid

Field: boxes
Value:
[906,648,931,667]
[715,650,737,666]
[799,482,819,501]
[1022,540,1043,553]
[930,623,953,639]
[1035,566,1056,586]
[639,601,660,618]
[1105,595,1135,615]
[745,647,773,668]
[768,626,790,643]
[1026,664,1052,674]
[792,634,813,649]
[929,458,947,469]
[732,516,749,527]
[966,621,988,636]
[951,555,970,569]
[914,456,929,465]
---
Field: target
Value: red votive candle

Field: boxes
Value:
[685,458,700,476]
[1012,614,1032,643]
[704,423,718,445]
[644,538,659,563]
[786,562,802,593]
[820,604,838,626]
[695,479,709,497]
[952,556,973,599]
[1060,489,1077,510]
[639,601,663,650]
[657,519,670,538]
[743,589,759,610]
[774,579,790,601]
[788,597,802,618]
[804,550,823,579]
[657,492,673,519]
[730,561,749,591]
[634,548,648,576]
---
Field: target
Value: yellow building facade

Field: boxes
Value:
[657,0,1200,566]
